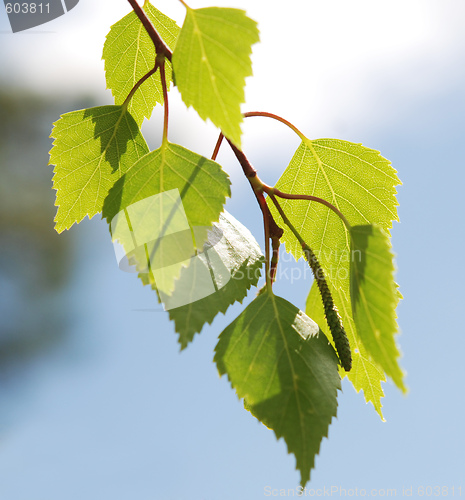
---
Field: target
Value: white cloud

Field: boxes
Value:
[1,0,464,150]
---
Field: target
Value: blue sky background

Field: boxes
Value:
[0,1,464,499]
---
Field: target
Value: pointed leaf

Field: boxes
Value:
[50,105,149,233]
[269,139,400,288]
[172,7,259,146]
[167,211,264,348]
[103,2,180,126]
[215,291,340,486]
[350,224,405,392]
[103,142,231,294]
[136,211,264,348]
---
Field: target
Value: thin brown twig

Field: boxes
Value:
[226,140,285,289]
[159,61,169,144]
[227,140,283,240]
[127,0,173,62]
[243,111,306,141]
[211,133,224,161]
[123,62,159,108]
[226,140,257,178]
[266,187,352,231]
[241,111,351,230]
[257,194,272,288]
[270,237,280,283]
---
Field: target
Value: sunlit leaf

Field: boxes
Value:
[172,7,259,146]
[166,211,264,348]
[215,291,340,486]
[103,142,231,294]
[137,211,264,348]
[350,224,405,392]
[50,105,148,233]
[103,2,180,126]
[269,138,401,416]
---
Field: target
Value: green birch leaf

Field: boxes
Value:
[215,291,340,486]
[306,281,386,420]
[269,139,400,286]
[350,224,405,392]
[167,211,264,349]
[103,2,180,127]
[133,211,264,348]
[172,7,259,147]
[103,142,231,294]
[268,138,401,416]
[49,105,149,233]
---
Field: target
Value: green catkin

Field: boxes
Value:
[267,192,352,370]
[303,245,352,371]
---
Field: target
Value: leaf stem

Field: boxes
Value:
[242,112,350,230]
[178,0,189,7]
[269,188,352,231]
[211,132,224,161]
[122,62,159,110]
[160,59,169,145]
[243,111,306,142]
[267,194,305,253]
[127,0,173,62]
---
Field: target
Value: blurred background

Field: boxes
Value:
[0,1,464,499]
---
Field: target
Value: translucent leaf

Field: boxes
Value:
[103,142,231,295]
[306,282,386,420]
[103,2,180,126]
[350,224,406,392]
[268,138,401,416]
[136,211,264,347]
[215,291,340,486]
[49,105,149,233]
[269,139,400,284]
[172,7,259,146]
[167,211,264,348]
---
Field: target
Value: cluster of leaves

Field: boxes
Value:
[48,0,405,486]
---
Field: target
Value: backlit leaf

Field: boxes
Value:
[50,105,149,233]
[103,142,231,294]
[103,2,180,127]
[215,291,340,486]
[350,224,405,392]
[165,211,264,348]
[172,7,259,146]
